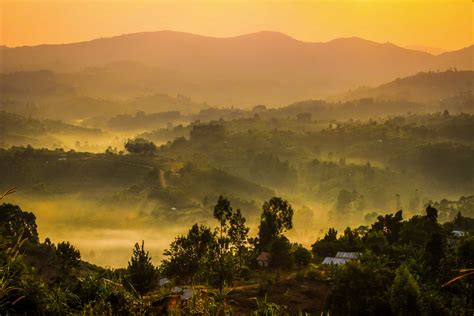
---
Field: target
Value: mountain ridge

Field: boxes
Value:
[1,30,472,106]
[2,30,471,53]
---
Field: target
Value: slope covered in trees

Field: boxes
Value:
[0,111,102,148]
[342,70,474,104]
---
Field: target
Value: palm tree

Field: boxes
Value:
[0,188,15,200]
[442,269,474,287]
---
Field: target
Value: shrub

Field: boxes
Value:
[306,268,324,281]
[295,270,306,282]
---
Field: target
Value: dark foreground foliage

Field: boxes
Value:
[0,196,473,315]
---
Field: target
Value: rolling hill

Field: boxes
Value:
[0,111,102,148]
[342,70,474,103]
[1,31,472,106]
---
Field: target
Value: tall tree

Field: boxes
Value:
[56,241,81,273]
[371,210,403,243]
[162,224,215,284]
[213,196,233,290]
[127,241,157,295]
[269,236,294,270]
[311,228,341,257]
[0,203,39,243]
[425,205,438,222]
[212,196,250,289]
[228,208,250,269]
[389,265,422,316]
[258,197,294,250]
[293,244,312,269]
[424,232,445,275]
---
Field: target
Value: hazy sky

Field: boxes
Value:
[1,0,472,52]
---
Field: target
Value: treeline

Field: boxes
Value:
[154,113,474,210]
[314,206,474,315]
[1,110,473,222]
[1,194,473,314]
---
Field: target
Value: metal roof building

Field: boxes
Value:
[322,257,349,265]
[335,252,362,260]
[322,252,362,265]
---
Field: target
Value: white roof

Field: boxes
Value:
[322,257,349,265]
[335,252,361,259]
[181,288,194,300]
[159,278,170,287]
[451,230,464,237]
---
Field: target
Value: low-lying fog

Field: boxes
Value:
[8,194,334,268]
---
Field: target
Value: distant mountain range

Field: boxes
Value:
[1,31,472,106]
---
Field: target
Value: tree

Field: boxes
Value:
[327,261,392,315]
[127,241,156,294]
[161,224,215,284]
[163,196,250,288]
[228,208,250,269]
[189,123,226,143]
[293,245,312,269]
[0,204,39,243]
[323,228,338,242]
[124,138,157,154]
[452,210,474,231]
[311,228,340,257]
[341,227,361,250]
[270,236,294,270]
[334,189,364,217]
[424,232,445,275]
[425,205,438,222]
[399,207,443,249]
[371,210,403,243]
[214,196,232,228]
[389,265,422,316]
[363,230,389,254]
[457,236,474,267]
[257,197,293,250]
[212,196,250,289]
[213,196,233,290]
[250,153,296,188]
[56,241,81,273]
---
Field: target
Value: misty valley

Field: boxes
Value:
[0,29,473,315]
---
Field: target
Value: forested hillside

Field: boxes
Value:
[343,70,474,103]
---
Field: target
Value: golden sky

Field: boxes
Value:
[0,0,472,52]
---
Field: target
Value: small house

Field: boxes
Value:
[257,251,271,267]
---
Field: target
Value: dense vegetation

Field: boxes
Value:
[1,195,473,314]
[0,69,473,314]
